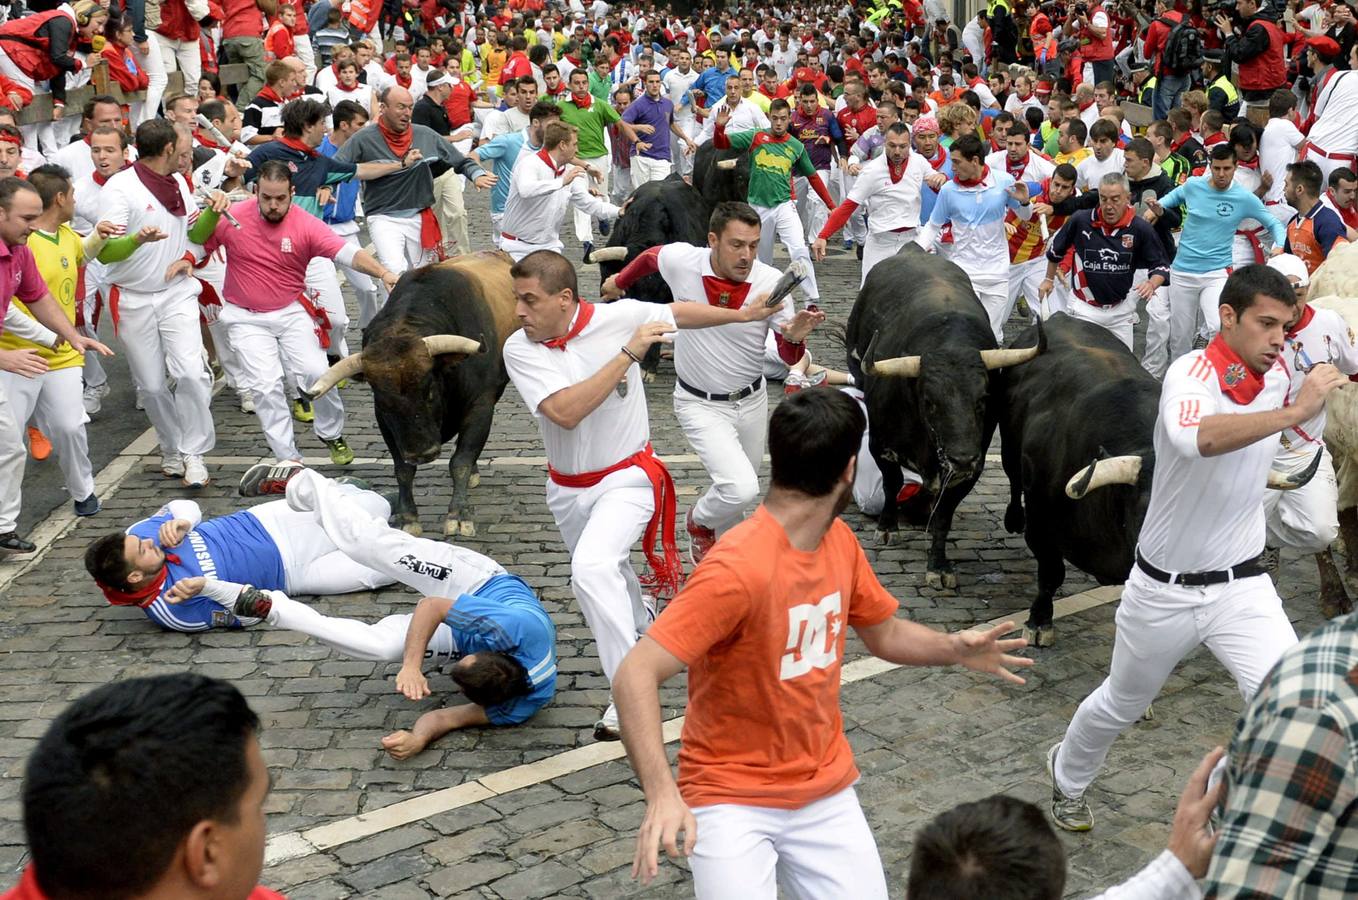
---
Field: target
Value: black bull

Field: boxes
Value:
[846,247,1044,588]
[307,252,519,538]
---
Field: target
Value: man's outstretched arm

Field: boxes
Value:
[382,704,490,760]
[396,596,455,700]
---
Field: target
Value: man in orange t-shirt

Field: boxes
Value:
[614,389,1032,897]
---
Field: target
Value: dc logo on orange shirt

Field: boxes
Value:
[780,592,843,681]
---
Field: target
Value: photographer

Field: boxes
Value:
[1217,0,1288,126]
[1066,0,1116,85]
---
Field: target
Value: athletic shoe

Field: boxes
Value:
[598,218,611,237]
[641,593,657,630]
[843,238,854,252]
[1047,742,1094,832]
[183,455,210,488]
[238,391,255,414]
[1260,545,1281,578]
[803,369,828,388]
[82,382,109,415]
[232,584,273,620]
[855,242,864,261]
[160,454,185,478]
[292,398,315,423]
[686,508,716,566]
[325,437,355,466]
[0,531,35,554]
[27,427,50,461]
[73,494,101,517]
[582,240,594,263]
[1192,333,1210,350]
[135,390,144,411]
[593,702,621,742]
[239,460,303,497]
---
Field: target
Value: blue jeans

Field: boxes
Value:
[1090,58,1116,86]
[1152,73,1190,123]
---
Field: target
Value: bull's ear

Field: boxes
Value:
[349,371,367,384]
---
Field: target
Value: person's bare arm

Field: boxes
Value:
[395,596,454,700]
[537,321,673,430]
[381,704,490,759]
[1196,364,1346,456]
[24,294,112,356]
[669,299,780,328]
[855,618,1033,683]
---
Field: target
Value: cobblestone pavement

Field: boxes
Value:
[0,188,1340,899]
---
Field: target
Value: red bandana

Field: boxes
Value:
[1093,204,1134,234]
[954,165,991,188]
[888,155,910,183]
[537,147,564,175]
[98,552,181,608]
[1237,155,1260,170]
[334,79,361,92]
[926,147,948,170]
[1287,303,1316,339]
[255,84,285,104]
[543,301,594,349]
[396,73,412,88]
[133,161,186,217]
[1005,153,1028,179]
[195,130,224,151]
[1204,335,1268,404]
[569,90,593,110]
[378,118,413,158]
[92,165,123,186]
[279,135,319,158]
[1077,98,1096,112]
[701,274,752,308]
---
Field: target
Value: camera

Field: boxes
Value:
[1073,2,1089,14]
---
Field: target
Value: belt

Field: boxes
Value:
[1305,141,1357,163]
[886,225,917,234]
[1135,550,1266,586]
[677,375,764,402]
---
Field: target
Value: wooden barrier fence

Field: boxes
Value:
[14,60,253,125]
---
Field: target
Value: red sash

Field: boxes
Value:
[297,290,333,348]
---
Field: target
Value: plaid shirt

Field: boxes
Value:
[1203,614,1358,899]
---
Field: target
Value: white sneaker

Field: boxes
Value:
[238,391,255,413]
[160,453,185,478]
[593,702,621,742]
[183,455,210,488]
[82,382,109,415]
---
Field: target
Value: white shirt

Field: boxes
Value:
[1079,102,1100,132]
[72,171,106,234]
[1280,306,1358,452]
[1076,147,1125,192]
[1308,69,1358,154]
[773,43,799,79]
[51,138,93,182]
[503,298,675,475]
[663,67,699,121]
[482,107,530,143]
[987,148,1056,184]
[961,17,985,57]
[698,97,769,144]
[655,242,792,394]
[849,152,931,233]
[100,167,200,294]
[1137,345,1290,572]
[501,150,619,246]
[1004,92,1044,117]
[324,83,375,115]
[314,64,339,94]
[1231,166,1266,248]
[1260,117,1304,205]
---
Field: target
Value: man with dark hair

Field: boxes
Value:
[241,60,300,145]
[1217,0,1287,125]
[51,93,121,182]
[472,100,561,249]
[1047,264,1348,833]
[613,389,1030,895]
[1324,166,1358,239]
[1075,117,1125,191]
[71,124,129,416]
[5,673,283,900]
[1261,89,1304,228]
[502,248,786,741]
[1283,159,1349,274]
[500,121,619,261]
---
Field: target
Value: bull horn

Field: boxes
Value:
[589,246,629,263]
[862,329,921,378]
[1065,455,1144,499]
[716,159,738,170]
[422,335,482,357]
[307,351,364,399]
[1266,449,1324,491]
[979,317,1047,370]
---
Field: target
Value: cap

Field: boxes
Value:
[1203,48,1225,63]
[1307,35,1343,57]
[1127,60,1148,73]
[1036,79,1054,94]
[793,66,816,82]
[1058,38,1079,53]
[1267,252,1311,288]
[914,115,940,134]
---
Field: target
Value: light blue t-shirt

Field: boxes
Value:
[475,130,534,214]
[444,574,556,725]
[1159,174,1286,274]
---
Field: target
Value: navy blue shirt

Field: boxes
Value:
[1047,208,1172,307]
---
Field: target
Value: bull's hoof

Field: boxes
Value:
[443,519,460,538]
[401,521,423,537]
[1141,704,1155,722]
[875,529,896,545]
[459,519,476,538]
[641,370,656,384]
[925,569,958,590]
[468,471,481,489]
[1022,624,1055,647]
[1321,591,1354,620]
[1003,503,1024,535]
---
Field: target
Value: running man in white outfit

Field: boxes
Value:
[499,121,619,261]
[502,249,782,741]
[1046,264,1349,833]
[600,202,826,563]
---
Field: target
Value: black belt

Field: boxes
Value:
[677,375,764,402]
[1135,550,1266,586]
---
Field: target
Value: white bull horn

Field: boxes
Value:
[866,356,922,377]
[1066,455,1144,499]
[307,352,364,399]
[979,343,1042,370]
[1266,448,1324,491]
[423,335,482,357]
[588,246,629,263]
[716,159,738,170]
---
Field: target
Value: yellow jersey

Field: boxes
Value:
[1054,146,1092,167]
[0,224,83,370]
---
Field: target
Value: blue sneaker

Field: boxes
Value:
[73,494,100,517]
[843,238,854,252]
[599,218,611,237]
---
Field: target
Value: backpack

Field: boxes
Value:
[1157,14,1203,75]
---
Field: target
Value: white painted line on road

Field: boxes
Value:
[204,452,1006,469]
[262,582,1123,867]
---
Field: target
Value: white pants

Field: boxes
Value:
[675,388,767,534]
[1264,446,1339,554]
[116,280,215,458]
[1007,258,1047,317]
[370,214,432,274]
[1053,567,1297,797]
[611,164,633,207]
[795,171,834,245]
[0,376,25,531]
[219,302,344,461]
[573,154,610,243]
[0,367,93,503]
[335,227,381,327]
[672,118,697,177]
[130,36,168,126]
[80,263,109,389]
[154,33,201,94]
[1301,145,1358,187]
[1066,296,1138,351]
[832,163,867,243]
[247,484,393,595]
[691,785,888,900]
[304,256,350,357]
[632,154,672,186]
[861,229,916,286]
[294,34,316,84]
[490,211,504,248]
[1168,267,1229,361]
[270,599,457,662]
[972,274,1013,343]
[754,202,818,301]
[546,466,654,680]
[502,236,561,262]
[1141,284,1171,378]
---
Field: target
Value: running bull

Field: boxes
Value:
[308,252,519,538]
[846,246,1044,589]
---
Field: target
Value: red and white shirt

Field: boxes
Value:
[1279,304,1358,453]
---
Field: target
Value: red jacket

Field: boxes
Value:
[0,9,81,82]
[265,18,294,59]
[102,44,150,91]
[0,74,31,109]
[1142,10,1183,76]
[1237,18,1287,91]
[157,0,201,42]
[1079,3,1115,61]
[222,0,265,39]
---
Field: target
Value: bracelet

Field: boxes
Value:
[621,346,641,364]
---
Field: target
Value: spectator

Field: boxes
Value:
[101,14,150,96]
[1201,50,1241,121]
[222,0,272,105]
[1323,166,1358,239]
[1144,0,1192,121]
[153,0,207,97]
[1217,0,1288,126]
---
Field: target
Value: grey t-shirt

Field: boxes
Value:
[334,123,488,217]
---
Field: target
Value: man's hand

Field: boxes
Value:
[951,621,1034,684]
[562,165,586,185]
[631,786,697,885]
[1294,362,1347,418]
[400,148,424,168]
[600,274,624,300]
[205,190,232,213]
[0,347,47,378]
[636,141,652,153]
[925,172,948,191]
[161,575,206,604]
[68,334,114,356]
[1142,197,1163,223]
[633,123,656,135]
[781,306,827,340]
[625,321,677,360]
[585,164,603,180]
[381,271,400,291]
[684,137,697,155]
[165,259,194,282]
[315,185,334,208]
[847,161,861,176]
[224,155,252,177]
[96,220,119,239]
[1134,279,1160,300]
[736,294,783,323]
[158,517,192,548]
[1269,244,1285,257]
[1167,747,1227,878]
[1259,171,1273,193]
[396,665,431,701]
[1005,220,1018,238]
[1007,181,1031,204]
[1215,12,1233,32]
[6,91,24,109]
[136,226,168,244]
[811,236,827,261]
[1038,278,1055,300]
[1032,201,1054,216]
[473,173,497,189]
[715,104,731,128]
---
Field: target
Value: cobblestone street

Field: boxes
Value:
[0,188,1337,899]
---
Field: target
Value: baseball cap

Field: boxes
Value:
[1307,35,1343,57]
[1036,79,1054,95]
[1268,253,1311,288]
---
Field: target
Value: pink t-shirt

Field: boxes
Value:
[0,240,50,335]
[206,199,345,312]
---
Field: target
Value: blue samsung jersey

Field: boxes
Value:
[444,574,556,725]
[126,505,286,632]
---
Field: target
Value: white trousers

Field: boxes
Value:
[154,33,200,94]
[369,214,432,275]
[0,375,25,531]
[546,466,654,680]
[573,154,610,243]
[675,388,767,534]
[248,483,393,595]
[754,202,819,301]
[1053,567,1297,797]
[219,302,344,461]
[795,170,834,246]
[0,367,93,503]
[335,228,381,328]
[1264,446,1339,554]
[130,36,168,126]
[269,598,457,662]
[691,785,888,900]
[1065,296,1138,351]
[490,211,504,248]
[673,118,697,177]
[632,154,672,186]
[1301,146,1358,187]
[861,229,916,286]
[1007,258,1047,315]
[116,280,215,458]
[972,274,1013,343]
[502,236,561,262]
[0,51,49,155]
[610,164,633,208]
[1168,267,1229,361]
[304,256,350,357]
[1141,285,1171,378]
[80,263,109,389]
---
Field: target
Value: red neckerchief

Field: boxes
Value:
[1204,335,1268,404]
[1170,133,1191,154]
[255,84,285,104]
[1078,98,1096,112]
[887,154,910,183]
[195,130,224,151]
[1237,155,1260,170]
[1287,303,1316,339]
[564,53,583,67]
[1093,204,1135,234]
[537,147,564,175]
[925,146,948,170]
[98,552,180,608]
[1005,153,1027,179]
[1204,132,1226,148]
[92,169,111,185]
[1016,90,1032,102]
[396,72,412,88]
[279,135,319,158]
[133,161,186,217]
[569,90,593,109]
[335,79,361,92]
[1327,190,1358,228]
[701,273,752,308]
[954,165,991,188]
[378,118,413,157]
[543,301,594,349]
